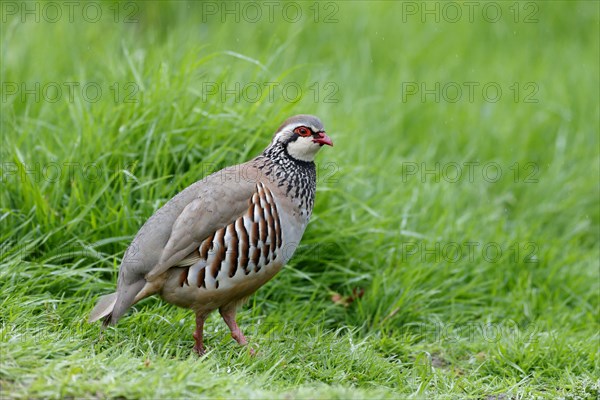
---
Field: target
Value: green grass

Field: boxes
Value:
[1,1,598,398]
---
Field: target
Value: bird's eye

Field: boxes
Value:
[294,126,312,137]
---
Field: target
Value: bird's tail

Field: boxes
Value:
[88,292,118,324]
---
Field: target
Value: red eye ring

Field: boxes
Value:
[294,126,312,137]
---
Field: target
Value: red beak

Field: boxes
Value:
[313,132,333,147]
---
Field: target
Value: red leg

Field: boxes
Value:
[219,307,248,346]
[193,312,208,356]
[219,306,256,355]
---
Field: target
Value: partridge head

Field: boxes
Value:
[89,114,333,355]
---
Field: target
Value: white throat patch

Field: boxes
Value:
[286,137,321,162]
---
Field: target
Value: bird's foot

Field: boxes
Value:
[193,344,207,356]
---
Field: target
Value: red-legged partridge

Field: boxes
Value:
[89,115,333,355]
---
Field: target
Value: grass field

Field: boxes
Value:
[1,1,598,398]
